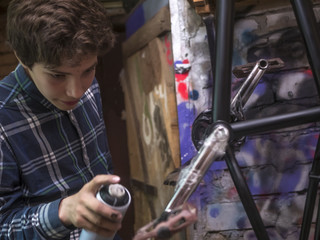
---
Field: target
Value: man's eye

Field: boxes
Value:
[50,74,65,79]
[85,67,96,74]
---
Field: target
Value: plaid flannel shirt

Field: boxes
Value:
[0,64,113,239]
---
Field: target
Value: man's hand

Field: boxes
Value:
[133,203,197,240]
[58,175,123,238]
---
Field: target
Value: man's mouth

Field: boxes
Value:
[61,100,79,106]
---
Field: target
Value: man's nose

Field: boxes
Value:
[66,79,85,99]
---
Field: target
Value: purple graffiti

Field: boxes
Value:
[177,102,198,164]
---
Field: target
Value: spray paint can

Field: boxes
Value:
[79,183,131,240]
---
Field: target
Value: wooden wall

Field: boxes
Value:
[121,6,184,237]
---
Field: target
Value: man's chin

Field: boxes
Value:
[52,102,78,111]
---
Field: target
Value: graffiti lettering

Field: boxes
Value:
[142,83,169,146]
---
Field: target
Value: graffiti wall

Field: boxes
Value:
[169,1,320,239]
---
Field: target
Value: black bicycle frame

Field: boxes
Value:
[209,0,320,239]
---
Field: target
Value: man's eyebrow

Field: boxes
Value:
[45,62,98,74]
[45,69,69,75]
[85,62,98,71]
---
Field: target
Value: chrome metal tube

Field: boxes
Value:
[231,59,268,110]
[165,125,230,212]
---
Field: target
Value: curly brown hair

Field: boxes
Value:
[7,0,115,68]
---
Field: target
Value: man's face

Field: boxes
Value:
[25,54,98,111]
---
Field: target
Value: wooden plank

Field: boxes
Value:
[120,62,158,222]
[121,33,180,234]
[131,178,158,196]
[122,6,171,58]
[189,0,257,16]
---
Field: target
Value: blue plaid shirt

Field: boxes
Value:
[0,64,113,239]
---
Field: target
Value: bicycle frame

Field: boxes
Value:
[207,0,320,239]
[133,1,320,239]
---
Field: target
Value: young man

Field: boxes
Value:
[0,0,124,239]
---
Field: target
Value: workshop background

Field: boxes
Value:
[1,0,320,240]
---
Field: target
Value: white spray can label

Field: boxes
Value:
[79,183,131,240]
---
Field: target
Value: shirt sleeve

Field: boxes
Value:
[0,130,72,240]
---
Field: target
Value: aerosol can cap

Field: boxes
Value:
[99,184,130,207]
